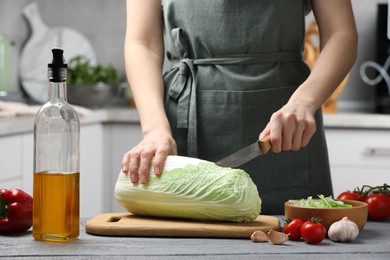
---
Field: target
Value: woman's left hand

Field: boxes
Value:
[259,102,317,153]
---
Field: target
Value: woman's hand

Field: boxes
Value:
[122,130,177,184]
[259,101,317,153]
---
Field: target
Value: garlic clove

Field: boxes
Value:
[267,229,288,245]
[251,230,269,242]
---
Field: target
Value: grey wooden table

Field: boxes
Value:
[1,218,390,259]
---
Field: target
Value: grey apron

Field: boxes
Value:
[162,0,333,215]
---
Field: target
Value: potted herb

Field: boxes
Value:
[67,56,120,107]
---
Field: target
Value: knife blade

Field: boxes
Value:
[215,135,272,168]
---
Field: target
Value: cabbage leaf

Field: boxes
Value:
[115,156,261,223]
[289,195,352,208]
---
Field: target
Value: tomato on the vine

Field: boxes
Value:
[336,191,361,201]
[300,218,326,244]
[283,218,303,241]
[339,184,390,221]
[363,194,390,221]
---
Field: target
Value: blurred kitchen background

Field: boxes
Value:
[0,0,128,106]
[2,0,390,217]
[0,0,389,112]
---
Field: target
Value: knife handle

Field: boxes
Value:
[259,134,272,154]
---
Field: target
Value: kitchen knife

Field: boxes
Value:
[216,135,272,168]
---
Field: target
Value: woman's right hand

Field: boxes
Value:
[121,130,177,184]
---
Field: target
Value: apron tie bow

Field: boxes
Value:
[167,27,303,157]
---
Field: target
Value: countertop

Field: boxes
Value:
[323,112,390,129]
[1,217,389,259]
[0,108,140,137]
[2,107,390,137]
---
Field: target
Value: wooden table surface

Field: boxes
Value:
[1,217,390,259]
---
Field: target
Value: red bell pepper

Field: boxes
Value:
[0,188,33,234]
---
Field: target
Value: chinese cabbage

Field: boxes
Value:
[115,155,261,223]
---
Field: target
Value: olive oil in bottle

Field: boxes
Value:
[33,48,80,242]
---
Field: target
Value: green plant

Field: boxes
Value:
[67,56,119,86]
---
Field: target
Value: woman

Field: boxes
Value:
[122,0,357,214]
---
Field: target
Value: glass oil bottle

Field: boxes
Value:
[33,48,80,242]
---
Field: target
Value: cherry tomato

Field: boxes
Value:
[336,191,361,201]
[283,218,303,241]
[300,218,326,244]
[363,194,390,221]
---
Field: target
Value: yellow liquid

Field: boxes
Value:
[33,171,80,242]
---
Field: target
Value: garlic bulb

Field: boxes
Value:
[328,217,359,242]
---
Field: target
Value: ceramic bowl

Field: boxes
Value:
[284,199,368,231]
[67,82,121,107]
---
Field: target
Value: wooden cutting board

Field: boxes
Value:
[85,213,280,238]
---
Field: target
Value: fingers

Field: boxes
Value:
[269,112,283,153]
[138,149,154,183]
[121,148,142,183]
[153,147,170,176]
[259,123,270,140]
[265,106,317,153]
[122,148,155,184]
[152,140,177,176]
[121,136,177,184]
[301,119,316,147]
[291,118,305,151]
[129,152,140,183]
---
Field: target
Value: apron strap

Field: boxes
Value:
[167,28,303,157]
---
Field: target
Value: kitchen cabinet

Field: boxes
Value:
[0,123,108,218]
[0,134,23,189]
[79,124,105,217]
[325,128,390,197]
[21,133,33,194]
[102,122,143,213]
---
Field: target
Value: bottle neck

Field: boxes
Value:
[48,80,68,102]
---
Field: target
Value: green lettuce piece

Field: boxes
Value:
[115,156,261,223]
[289,195,352,208]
